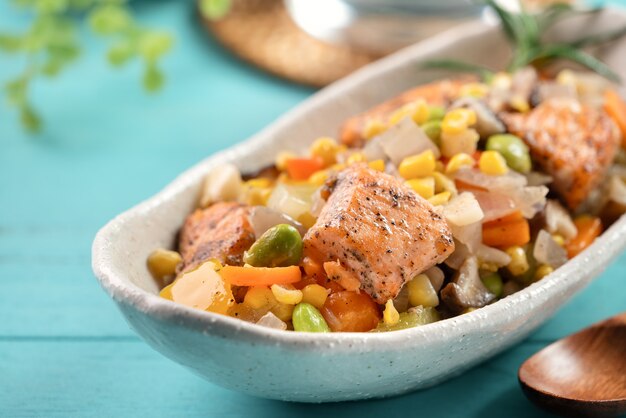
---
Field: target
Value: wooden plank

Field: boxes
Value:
[0,339,555,418]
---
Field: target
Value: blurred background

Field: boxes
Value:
[1,0,626,417]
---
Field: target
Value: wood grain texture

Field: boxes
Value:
[0,0,625,416]
[519,313,626,418]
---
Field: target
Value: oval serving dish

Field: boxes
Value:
[93,11,626,403]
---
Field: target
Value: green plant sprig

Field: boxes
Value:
[0,0,174,133]
[425,0,626,83]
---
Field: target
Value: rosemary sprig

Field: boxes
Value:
[425,0,626,83]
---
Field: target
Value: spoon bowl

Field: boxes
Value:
[519,313,626,418]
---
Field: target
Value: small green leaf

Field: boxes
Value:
[35,0,69,13]
[532,44,620,82]
[137,31,173,62]
[107,40,135,66]
[143,63,164,92]
[88,5,131,35]
[5,78,28,106]
[199,0,231,20]
[20,104,42,133]
[0,34,24,52]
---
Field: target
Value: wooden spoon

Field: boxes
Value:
[519,312,626,418]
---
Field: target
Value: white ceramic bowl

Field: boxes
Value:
[93,11,626,402]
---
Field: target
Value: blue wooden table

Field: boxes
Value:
[1,1,625,417]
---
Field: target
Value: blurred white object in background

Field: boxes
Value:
[285,0,487,54]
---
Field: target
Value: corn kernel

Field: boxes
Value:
[552,234,565,247]
[244,287,276,310]
[509,95,530,113]
[435,160,445,173]
[459,82,489,98]
[491,72,512,90]
[310,137,340,166]
[479,261,499,272]
[398,150,436,179]
[463,307,477,314]
[330,163,347,172]
[556,69,577,86]
[363,118,387,139]
[479,151,509,175]
[506,246,529,276]
[241,179,273,206]
[301,284,329,309]
[383,299,400,325]
[368,159,385,172]
[276,151,297,171]
[535,264,554,281]
[271,302,295,322]
[446,153,475,174]
[441,108,477,134]
[308,170,329,186]
[297,212,317,229]
[388,100,430,126]
[347,152,367,164]
[407,274,439,307]
[271,284,303,305]
[432,172,458,195]
[428,191,451,206]
[406,177,435,199]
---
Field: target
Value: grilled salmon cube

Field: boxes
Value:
[339,78,472,148]
[178,202,255,273]
[303,164,455,303]
[501,99,620,211]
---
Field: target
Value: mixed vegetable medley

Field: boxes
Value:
[148,67,626,333]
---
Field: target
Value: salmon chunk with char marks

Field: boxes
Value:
[178,202,255,273]
[339,78,472,148]
[501,99,620,211]
[303,165,454,303]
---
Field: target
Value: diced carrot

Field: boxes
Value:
[220,265,301,287]
[455,179,488,192]
[482,213,530,248]
[604,90,626,148]
[565,215,602,258]
[285,157,325,181]
[320,291,381,332]
[483,210,523,226]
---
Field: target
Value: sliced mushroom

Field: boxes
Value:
[451,97,506,137]
[441,256,496,314]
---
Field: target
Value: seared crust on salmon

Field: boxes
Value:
[178,202,255,273]
[339,78,473,148]
[500,100,620,210]
[303,165,455,303]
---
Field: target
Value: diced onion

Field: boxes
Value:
[362,135,387,161]
[450,221,482,252]
[471,190,517,223]
[476,244,511,267]
[534,229,568,269]
[248,206,305,238]
[443,192,484,226]
[256,312,287,330]
[445,240,470,270]
[545,200,577,240]
[199,163,242,207]
[267,183,317,220]
[379,117,440,165]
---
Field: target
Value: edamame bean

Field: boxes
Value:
[421,120,442,146]
[486,134,532,173]
[427,105,446,121]
[481,272,503,298]
[243,224,303,267]
[292,303,330,332]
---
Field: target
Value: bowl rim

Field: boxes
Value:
[92,15,626,350]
